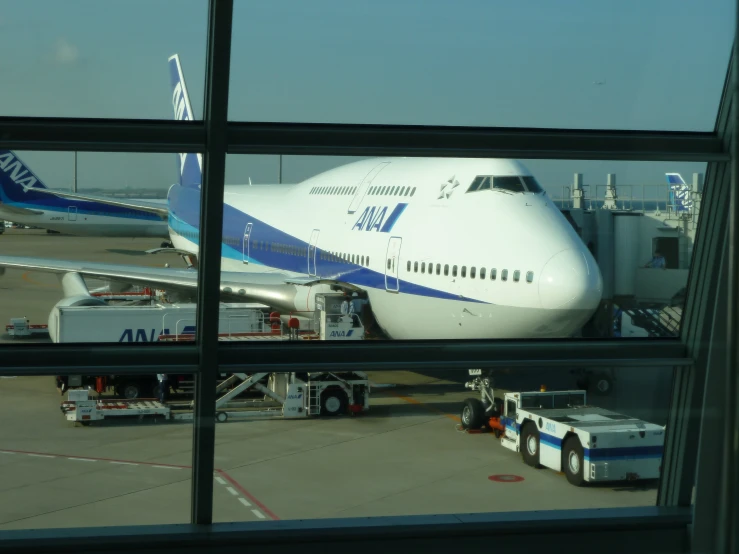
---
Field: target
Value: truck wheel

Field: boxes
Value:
[461,398,485,430]
[563,436,585,486]
[521,422,542,468]
[320,387,347,416]
[119,382,142,400]
[591,372,613,396]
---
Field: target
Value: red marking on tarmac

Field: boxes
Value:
[489,474,524,483]
[217,469,280,520]
[0,448,279,520]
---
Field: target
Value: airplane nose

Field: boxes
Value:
[538,248,602,310]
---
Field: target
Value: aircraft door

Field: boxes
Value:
[385,236,402,292]
[347,162,390,214]
[68,207,78,221]
[242,222,253,264]
[308,229,320,275]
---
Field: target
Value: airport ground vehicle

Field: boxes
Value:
[48,291,365,407]
[62,369,370,425]
[47,301,268,343]
[6,317,49,338]
[44,300,272,398]
[460,370,665,486]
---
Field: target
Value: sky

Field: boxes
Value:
[0,0,734,195]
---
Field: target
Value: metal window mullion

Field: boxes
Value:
[0,117,726,161]
[191,0,233,527]
[0,345,197,375]
[227,122,727,162]
[719,24,739,554]
[656,87,733,505]
[0,118,204,153]
[690,229,730,553]
[216,339,689,372]
[657,160,731,507]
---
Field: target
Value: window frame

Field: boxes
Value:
[0,0,730,544]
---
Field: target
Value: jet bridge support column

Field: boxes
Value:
[593,209,615,338]
[572,173,584,209]
[603,173,618,210]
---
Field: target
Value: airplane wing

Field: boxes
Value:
[26,189,169,220]
[0,255,302,308]
[0,204,44,216]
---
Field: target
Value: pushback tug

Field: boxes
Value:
[460,369,665,486]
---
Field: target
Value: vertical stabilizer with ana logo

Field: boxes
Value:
[168,54,202,190]
[0,150,53,205]
[166,54,203,238]
[665,173,692,213]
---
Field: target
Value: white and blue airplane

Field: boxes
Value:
[0,150,169,238]
[0,54,603,340]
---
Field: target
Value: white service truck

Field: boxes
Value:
[48,301,269,343]
[45,301,273,398]
[461,370,665,486]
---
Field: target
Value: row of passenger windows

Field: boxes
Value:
[320,250,370,267]
[254,240,307,257]
[310,186,358,195]
[80,210,144,217]
[309,185,417,197]
[367,185,416,197]
[406,260,535,283]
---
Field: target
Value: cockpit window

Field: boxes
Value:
[493,176,526,193]
[521,176,544,193]
[468,175,545,194]
[467,176,484,193]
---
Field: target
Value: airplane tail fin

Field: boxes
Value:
[665,173,686,186]
[168,54,202,190]
[0,150,51,204]
[666,173,692,212]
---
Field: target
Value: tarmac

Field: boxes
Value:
[0,229,669,531]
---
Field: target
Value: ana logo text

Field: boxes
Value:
[330,330,354,338]
[119,328,173,342]
[352,206,387,232]
[0,152,38,192]
[351,203,408,233]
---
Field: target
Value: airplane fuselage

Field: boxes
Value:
[167,157,603,340]
[0,150,169,238]
[0,205,166,237]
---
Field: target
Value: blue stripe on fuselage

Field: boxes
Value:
[168,185,488,303]
[380,203,408,233]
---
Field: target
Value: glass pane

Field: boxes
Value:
[229,1,733,131]
[212,364,672,521]
[0,372,194,530]
[213,154,708,341]
[0,149,201,345]
[1,0,207,119]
